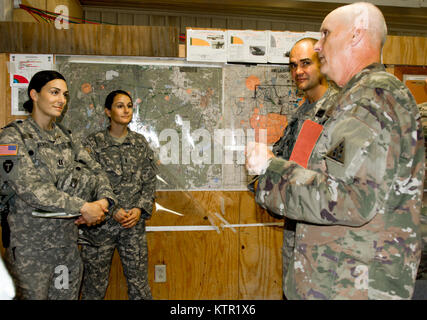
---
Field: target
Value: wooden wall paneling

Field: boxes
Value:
[271,21,288,31]
[154,26,178,57]
[238,191,283,300]
[383,35,427,66]
[118,13,134,26]
[150,15,166,26]
[181,16,196,35]
[227,18,242,30]
[100,25,119,55]
[101,10,117,25]
[241,19,257,30]
[211,18,227,29]
[84,10,101,24]
[165,16,180,28]
[140,191,240,300]
[72,24,94,55]
[0,54,26,130]
[256,20,272,31]
[134,14,149,26]
[0,22,179,57]
[0,54,10,129]
[196,17,211,28]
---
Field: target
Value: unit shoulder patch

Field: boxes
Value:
[326,139,345,165]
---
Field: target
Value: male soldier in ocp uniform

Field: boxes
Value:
[413,78,427,300]
[246,2,424,299]
[269,38,338,298]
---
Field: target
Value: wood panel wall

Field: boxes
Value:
[104,191,283,300]
[81,6,427,37]
[84,7,319,35]
[0,22,179,57]
[383,35,427,66]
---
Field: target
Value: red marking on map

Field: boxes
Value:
[246,75,260,91]
[249,108,287,144]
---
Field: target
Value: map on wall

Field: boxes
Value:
[222,64,300,189]
[50,56,299,190]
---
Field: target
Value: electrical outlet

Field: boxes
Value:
[154,264,166,283]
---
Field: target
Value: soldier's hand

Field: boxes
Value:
[94,198,110,212]
[245,141,274,175]
[113,208,128,223]
[74,215,87,225]
[79,202,106,226]
[121,208,141,229]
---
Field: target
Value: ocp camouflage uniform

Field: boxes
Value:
[255,63,425,299]
[416,101,427,281]
[79,127,157,300]
[271,85,338,295]
[0,118,116,300]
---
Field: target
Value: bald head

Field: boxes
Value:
[331,2,387,49]
[314,2,387,87]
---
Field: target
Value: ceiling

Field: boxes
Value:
[78,0,427,35]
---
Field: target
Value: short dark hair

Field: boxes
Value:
[104,90,133,110]
[23,70,66,113]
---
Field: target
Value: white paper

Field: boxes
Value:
[267,31,321,64]
[186,29,227,62]
[10,54,54,87]
[32,210,81,218]
[11,87,29,116]
[227,30,268,63]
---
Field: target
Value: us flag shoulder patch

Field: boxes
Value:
[0,144,18,156]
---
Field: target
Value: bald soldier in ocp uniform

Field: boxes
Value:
[246,2,424,299]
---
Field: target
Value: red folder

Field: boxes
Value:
[289,120,323,168]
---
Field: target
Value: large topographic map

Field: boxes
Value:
[53,56,300,190]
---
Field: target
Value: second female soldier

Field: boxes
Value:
[79,90,157,300]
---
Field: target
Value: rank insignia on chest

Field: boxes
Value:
[57,159,64,168]
[326,139,345,165]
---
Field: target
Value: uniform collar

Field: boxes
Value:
[103,126,136,146]
[341,63,385,92]
[26,117,64,143]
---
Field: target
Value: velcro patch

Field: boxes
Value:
[289,120,323,168]
[0,144,18,156]
[326,139,345,165]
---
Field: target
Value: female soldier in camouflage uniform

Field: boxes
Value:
[79,90,157,300]
[0,70,116,299]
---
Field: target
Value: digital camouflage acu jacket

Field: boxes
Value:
[0,118,116,249]
[84,128,157,218]
[255,63,425,299]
